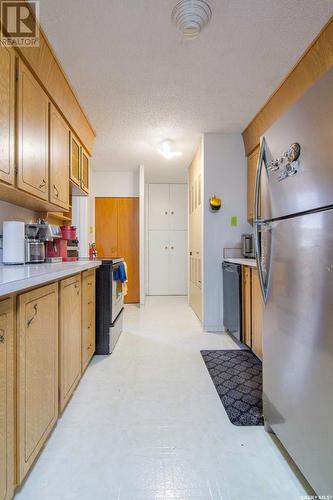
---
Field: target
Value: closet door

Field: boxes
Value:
[148,231,169,295]
[148,184,170,230]
[169,184,187,230]
[169,231,187,295]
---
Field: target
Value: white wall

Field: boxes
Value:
[0,201,37,234]
[202,133,252,332]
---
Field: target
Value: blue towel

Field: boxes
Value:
[113,262,127,283]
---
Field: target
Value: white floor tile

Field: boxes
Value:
[15,296,308,500]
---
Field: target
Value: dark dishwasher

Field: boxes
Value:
[222,261,242,341]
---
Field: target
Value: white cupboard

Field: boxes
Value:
[148,230,187,295]
[148,183,188,296]
[148,184,187,231]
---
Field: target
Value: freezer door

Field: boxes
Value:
[263,209,333,495]
[260,65,333,220]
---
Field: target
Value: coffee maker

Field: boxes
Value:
[25,223,46,263]
[46,226,79,262]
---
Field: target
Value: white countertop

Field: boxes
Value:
[0,260,102,297]
[224,258,257,267]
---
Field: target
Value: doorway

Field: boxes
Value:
[95,197,139,303]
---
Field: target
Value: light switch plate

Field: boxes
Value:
[230,216,238,227]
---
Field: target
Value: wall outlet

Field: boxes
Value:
[230,215,238,227]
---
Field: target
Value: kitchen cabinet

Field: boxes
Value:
[148,230,187,295]
[17,283,58,483]
[82,269,96,372]
[49,104,70,210]
[81,148,90,193]
[247,146,260,223]
[189,144,202,321]
[148,184,187,231]
[59,274,82,412]
[0,47,15,186]
[0,298,14,500]
[17,59,49,201]
[251,268,263,359]
[241,266,252,347]
[70,132,81,186]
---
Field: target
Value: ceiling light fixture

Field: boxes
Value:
[171,0,212,40]
[157,140,182,159]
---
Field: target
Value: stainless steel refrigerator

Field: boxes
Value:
[254,66,333,496]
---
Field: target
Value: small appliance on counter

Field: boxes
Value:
[241,233,255,258]
[3,221,26,264]
[25,223,46,263]
[46,225,79,262]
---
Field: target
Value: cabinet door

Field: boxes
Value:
[50,104,69,209]
[148,230,169,295]
[169,231,187,295]
[247,146,259,223]
[82,269,95,372]
[17,283,58,483]
[169,184,187,230]
[59,274,82,412]
[148,184,170,230]
[81,149,89,194]
[0,47,15,186]
[17,59,49,200]
[0,298,14,500]
[251,268,263,359]
[242,266,252,347]
[70,133,81,186]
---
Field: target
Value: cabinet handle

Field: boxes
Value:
[171,246,174,250]
[165,211,168,215]
[0,329,4,343]
[27,303,38,328]
[165,246,168,250]
[171,211,174,215]
[39,179,46,189]
[53,184,59,197]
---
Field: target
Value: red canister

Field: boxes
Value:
[60,225,77,240]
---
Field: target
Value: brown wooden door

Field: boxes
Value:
[17,59,49,200]
[49,104,70,210]
[0,298,14,500]
[95,197,140,303]
[17,283,59,483]
[59,274,82,412]
[0,47,15,186]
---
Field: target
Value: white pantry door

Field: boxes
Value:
[169,184,187,230]
[148,184,169,230]
[168,231,188,295]
[148,231,170,295]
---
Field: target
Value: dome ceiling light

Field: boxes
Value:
[171,0,212,40]
[157,140,182,159]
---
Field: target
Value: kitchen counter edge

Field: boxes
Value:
[0,260,102,297]
[223,258,257,268]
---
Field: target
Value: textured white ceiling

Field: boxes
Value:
[39,0,333,182]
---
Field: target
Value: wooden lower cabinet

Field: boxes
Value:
[0,298,14,500]
[241,266,252,348]
[82,269,96,372]
[251,268,263,359]
[59,274,82,412]
[17,283,58,483]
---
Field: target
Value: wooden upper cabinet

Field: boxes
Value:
[251,268,263,359]
[17,59,49,201]
[0,298,14,500]
[17,283,59,483]
[0,47,15,186]
[49,104,70,210]
[247,146,260,223]
[70,132,81,186]
[59,274,82,412]
[81,148,89,193]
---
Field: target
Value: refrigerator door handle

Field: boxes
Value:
[254,137,269,303]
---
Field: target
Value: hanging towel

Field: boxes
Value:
[122,261,128,296]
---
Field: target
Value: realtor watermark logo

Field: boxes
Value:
[0,1,39,47]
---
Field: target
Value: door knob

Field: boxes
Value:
[171,211,174,215]
[165,211,168,215]
[165,246,168,250]
[171,246,174,250]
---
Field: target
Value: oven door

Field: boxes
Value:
[112,264,124,322]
